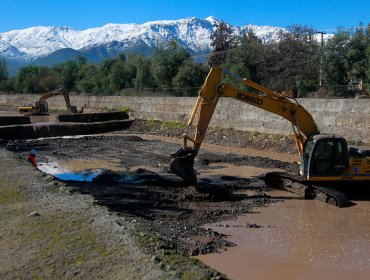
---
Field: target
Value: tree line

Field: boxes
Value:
[0,22,369,98]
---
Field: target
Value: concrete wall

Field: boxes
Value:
[2,94,369,143]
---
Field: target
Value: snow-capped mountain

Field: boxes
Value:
[0,17,285,64]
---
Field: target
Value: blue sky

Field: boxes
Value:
[0,0,369,33]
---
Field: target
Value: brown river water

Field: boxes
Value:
[197,165,370,280]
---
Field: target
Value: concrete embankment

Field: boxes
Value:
[0,110,132,140]
[0,120,133,140]
[1,94,369,143]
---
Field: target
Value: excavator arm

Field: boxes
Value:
[170,67,319,183]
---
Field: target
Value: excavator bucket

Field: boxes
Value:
[170,147,198,185]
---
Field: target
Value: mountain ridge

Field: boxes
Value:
[0,17,286,62]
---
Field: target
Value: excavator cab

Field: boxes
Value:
[34,101,49,114]
[300,135,349,178]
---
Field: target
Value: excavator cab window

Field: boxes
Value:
[309,138,349,177]
[301,139,314,176]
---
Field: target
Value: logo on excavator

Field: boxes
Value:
[236,92,263,106]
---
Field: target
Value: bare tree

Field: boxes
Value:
[209,20,235,67]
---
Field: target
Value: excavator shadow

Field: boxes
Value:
[61,172,190,220]
[340,187,370,203]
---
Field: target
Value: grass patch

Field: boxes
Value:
[160,120,187,131]
[134,230,215,280]
[147,119,160,125]
[26,213,127,268]
[134,230,159,252]
[162,252,212,280]
[117,106,131,113]
[100,106,132,113]
[0,187,26,205]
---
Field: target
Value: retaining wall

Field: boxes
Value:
[1,94,369,143]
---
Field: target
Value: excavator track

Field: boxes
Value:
[264,172,350,208]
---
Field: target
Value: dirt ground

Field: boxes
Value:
[1,119,299,279]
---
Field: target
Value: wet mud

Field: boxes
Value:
[6,134,294,256]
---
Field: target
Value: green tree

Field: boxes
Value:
[133,55,154,90]
[16,65,50,93]
[270,25,320,97]
[172,59,208,96]
[224,31,264,85]
[109,54,137,91]
[323,32,349,83]
[75,64,98,93]
[365,23,370,85]
[151,40,190,90]
[94,58,115,94]
[348,24,368,84]
[323,24,370,97]
[59,61,78,91]
[0,59,8,91]
[0,59,7,81]
[38,71,58,91]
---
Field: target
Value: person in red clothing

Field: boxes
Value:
[27,149,37,167]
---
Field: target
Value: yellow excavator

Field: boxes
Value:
[170,67,370,207]
[18,88,85,115]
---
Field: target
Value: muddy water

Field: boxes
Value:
[135,134,299,163]
[38,158,123,174]
[37,158,125,181]
[197,192,370,280]
[201,163,282,178]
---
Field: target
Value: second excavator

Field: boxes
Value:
[19,88,85,115]
[170,67,370,207]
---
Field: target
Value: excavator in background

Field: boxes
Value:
[170,67,370,207]
[18,88,85,115]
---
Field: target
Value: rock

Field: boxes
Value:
[211,275,228,280]
[28,212,40,217]
[151,255,161,263]
[58,186,72,194]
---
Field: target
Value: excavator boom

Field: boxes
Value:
[170,67,319,183]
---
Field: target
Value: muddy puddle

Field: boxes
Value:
[202,163,282,178]
[197,195,370,280]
